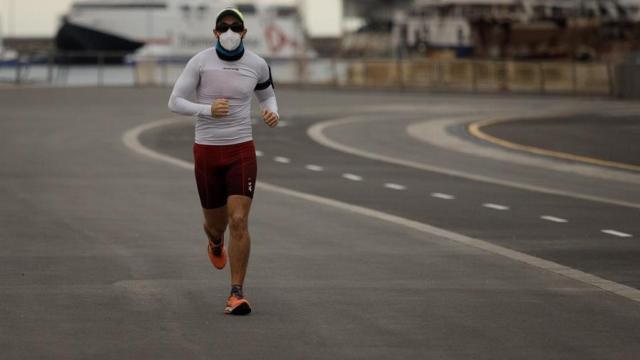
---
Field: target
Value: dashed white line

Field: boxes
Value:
[308,117,640,210]
[384,183,407,191]
[483,203,510,211]
[277,120,289,127]
[305,164,324,172]
[540,215,568,223]
[431,193,456,200]
[274,156,291,164]
[601,229,633,238]
[125,117,640,305]
[255,150,264,157]
[342,173,363,181]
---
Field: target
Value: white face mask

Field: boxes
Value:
[219,30,242,51]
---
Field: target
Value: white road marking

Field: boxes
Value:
[431,193,456,200]
[124,117,640,304]
[305,164,324,172]
[255,150,264,157]
[384,183,406,190]
[342,173,362,181]
[483,203,510,211]
[122,118,197,170]
[274,156,291,164]
[540,215,568,223]
[601,230,633,238]
[342,173,363,181]
[277,120,289,127]
[308,116,640,210]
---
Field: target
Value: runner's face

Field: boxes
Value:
[214,15,247,39]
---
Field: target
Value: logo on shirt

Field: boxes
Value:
[223,67,240,71]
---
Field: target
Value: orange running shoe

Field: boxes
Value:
[224,295,252,315]
[207,239,227,270]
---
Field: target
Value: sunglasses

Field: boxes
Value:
[216,23,245,33]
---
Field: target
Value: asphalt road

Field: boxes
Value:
[2,87,640,359]
[481,114,640,166]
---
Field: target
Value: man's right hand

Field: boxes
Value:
[211,99,230,118]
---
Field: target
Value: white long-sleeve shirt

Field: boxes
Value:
[168,47,278,145]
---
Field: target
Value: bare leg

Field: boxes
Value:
[226,195,252,287]
[203,206,228,244]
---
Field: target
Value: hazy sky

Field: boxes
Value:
[0,0,341,37]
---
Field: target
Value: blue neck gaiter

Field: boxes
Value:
[215,41,245,61]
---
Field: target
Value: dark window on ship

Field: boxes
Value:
[276,6,297,17]
[552,6,567,18]
[236,4,257,14]
[599,5,609,16]
[73,3,167,10]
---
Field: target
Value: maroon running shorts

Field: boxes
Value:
[193,141,257,209]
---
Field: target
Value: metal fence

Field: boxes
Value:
[0,51,631,97]
[0,51,137,87]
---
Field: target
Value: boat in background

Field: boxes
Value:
[55,0,313,62]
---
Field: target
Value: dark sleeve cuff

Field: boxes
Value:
[255,65,274,90]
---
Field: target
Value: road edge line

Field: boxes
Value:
[307,116,640,209]
[123,118,640,304]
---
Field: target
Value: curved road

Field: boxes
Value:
[476,114,640,169]
[2,87,640,359]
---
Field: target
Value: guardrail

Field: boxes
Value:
[0,51,632,97]
[0,51,136,86]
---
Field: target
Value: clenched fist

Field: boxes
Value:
[211,98,229,118]
[262,109,279,128]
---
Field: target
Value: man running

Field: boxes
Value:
[168,7,279,315]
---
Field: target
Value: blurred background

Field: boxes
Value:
[1,0,640,97]
[2,3,639,357]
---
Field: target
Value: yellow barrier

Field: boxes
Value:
[346,59,612,95]
[135,60,158,86]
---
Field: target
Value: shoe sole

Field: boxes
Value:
[207,245,226,270]
[225,302,252,316]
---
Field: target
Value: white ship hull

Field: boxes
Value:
[56,0,310,60]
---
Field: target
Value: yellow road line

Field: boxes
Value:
[468,118,640,172]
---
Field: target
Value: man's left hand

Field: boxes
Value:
[262,109,279,128]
